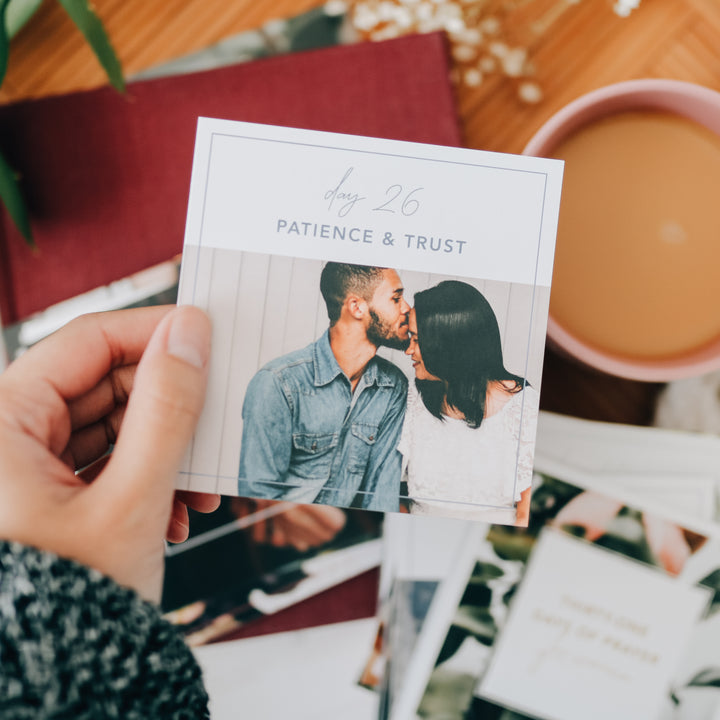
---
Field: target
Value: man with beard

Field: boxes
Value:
[238,262,410,511]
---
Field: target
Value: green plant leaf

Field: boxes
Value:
[0,148,34,247]
[699,569,720,616]
[435,624,470,667]
[452,605,497,643]
[487,526,535,562]
[6,0,42,39]
[0,0,34,246]
[687,667,720,689]
[0,0,12,87]
[467,561,505,584]
[56,0,124,91]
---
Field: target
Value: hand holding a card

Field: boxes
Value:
[0,305,218,601]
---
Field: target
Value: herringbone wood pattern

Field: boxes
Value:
[454,0,720,154]
[4,0,719,160]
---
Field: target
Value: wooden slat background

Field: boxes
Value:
[5,0,720,157]
[454,0,720,154]
[0,0,324,101]
[178,247,547,495]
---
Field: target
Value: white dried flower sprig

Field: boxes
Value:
[613,0,642,17]
[344,0,642,103]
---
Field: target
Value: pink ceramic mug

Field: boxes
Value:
[523,79,720,382]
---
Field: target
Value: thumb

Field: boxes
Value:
[99,305,211,513]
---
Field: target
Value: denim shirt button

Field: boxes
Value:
[311,441,318,451]
[369,435,375,441]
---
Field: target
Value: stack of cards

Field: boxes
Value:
[374,414,720,720]
[175,112,720,720]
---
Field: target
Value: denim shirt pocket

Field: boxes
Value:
[291,432,339,480]
[348,422,379,474]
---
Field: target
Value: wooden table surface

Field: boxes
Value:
[5,0,720,425]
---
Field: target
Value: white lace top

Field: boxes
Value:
[398,382,539,523]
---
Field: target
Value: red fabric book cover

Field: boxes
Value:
[0,32,461,324]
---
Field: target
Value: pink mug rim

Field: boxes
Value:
[524,79,720,382]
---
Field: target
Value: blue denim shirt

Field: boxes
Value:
[238,331,407,511]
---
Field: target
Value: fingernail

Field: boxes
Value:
[166,308,211,369]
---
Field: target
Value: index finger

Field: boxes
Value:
[2,306,173,400]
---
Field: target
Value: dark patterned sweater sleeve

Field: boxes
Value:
[0,540,210,719]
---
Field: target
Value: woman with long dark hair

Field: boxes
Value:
[398,281,538,525]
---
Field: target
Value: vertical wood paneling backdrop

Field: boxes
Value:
[179,247,549,494]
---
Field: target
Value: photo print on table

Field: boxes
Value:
[177,119,563,525]
[369,514,485,718]
[383,471,720,720]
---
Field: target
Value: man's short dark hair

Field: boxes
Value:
[320,263,385,325]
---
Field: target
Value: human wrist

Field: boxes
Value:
[0,540,209,719]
